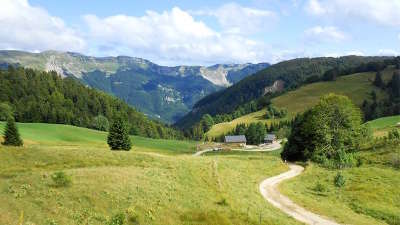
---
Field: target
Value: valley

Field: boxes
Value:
[2,1,400,225]
[0,50,269,123]
[1,41,400,225]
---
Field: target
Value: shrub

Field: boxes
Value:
[333,148,357,169]
[313,182,327,192]
[356,157,364,167]
[216,198,229,206]
[388,129,400,140]
[108,213,125,225]
[334,172,346,188]
[46,219,58,225]
[51,171,72,187]
[126,207,139,223]
[92,115,110,131]
[391,155,400,169]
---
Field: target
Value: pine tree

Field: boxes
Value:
[107,117,132,151]
[373,71,384,88]
[2,118,23,146]
[245,123,258,145]
[391,71,400,98]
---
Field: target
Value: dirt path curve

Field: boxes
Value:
[259,164,340,225]
[192,148,214,156]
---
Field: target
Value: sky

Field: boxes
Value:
[1,0,400,66]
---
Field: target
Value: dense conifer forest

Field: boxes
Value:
[0,66,183,139]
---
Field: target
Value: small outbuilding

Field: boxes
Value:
[264,134,277,144]
[224,135,247,147]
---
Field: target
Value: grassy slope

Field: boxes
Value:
[0,123,196,155]
[366,115,400,137]
[207,69,392,138]
[0,122,299,225]
[280,144,400,225]
[206,110,285,138]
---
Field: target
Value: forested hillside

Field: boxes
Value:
[0,66,182,139]
[0,50,269,123]
[176,56,391,129]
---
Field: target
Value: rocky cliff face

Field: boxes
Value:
[264,80,285,95]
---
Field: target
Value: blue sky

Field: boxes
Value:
[2,0,400,65]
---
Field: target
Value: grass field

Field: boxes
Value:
[0,122,197,155]
[0,122,300,225]
[207,69,393,138]
[280,143,400,225]
[365,115,400,137]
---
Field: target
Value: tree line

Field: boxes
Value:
[362,70,400,120]
[0,66,183,139]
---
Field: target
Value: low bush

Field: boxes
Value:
[391,155,400,169]
[333,149,358,169]
[216,198,229,206]
[108,213,125,225]
[313,182,327,192]
[46,219,58,225]
[334,172,346,188]
[51,171,72,187]
[126,207,139,223]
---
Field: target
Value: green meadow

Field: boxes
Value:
[366,115,400,137]
[207,69,393,138]
[0,122,299,225]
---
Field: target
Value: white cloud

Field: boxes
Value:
[304,26,346,43]
[346,51,364,56]
[305,0,400,27]
[0,0,85,52]
[305,0,326,15]
[84,7,277,65]
[378,49,399,56]
[195,3,277,35]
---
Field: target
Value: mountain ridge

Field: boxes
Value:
[0,50,269,122]
[177,55,391,129]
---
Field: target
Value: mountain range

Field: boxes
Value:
[0,50,269,123]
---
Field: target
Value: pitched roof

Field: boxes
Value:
[224,135,246,143]
[264,134,276,141]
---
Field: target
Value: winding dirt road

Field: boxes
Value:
[193,144,339,224]
[259,164,340,225]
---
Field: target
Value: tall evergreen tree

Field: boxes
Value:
[245,123,258,145]
[255,122,266,144]
[373,71,384,88]
[390,71,400,99]
[107,117,132,151]
[2,118,23,146]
